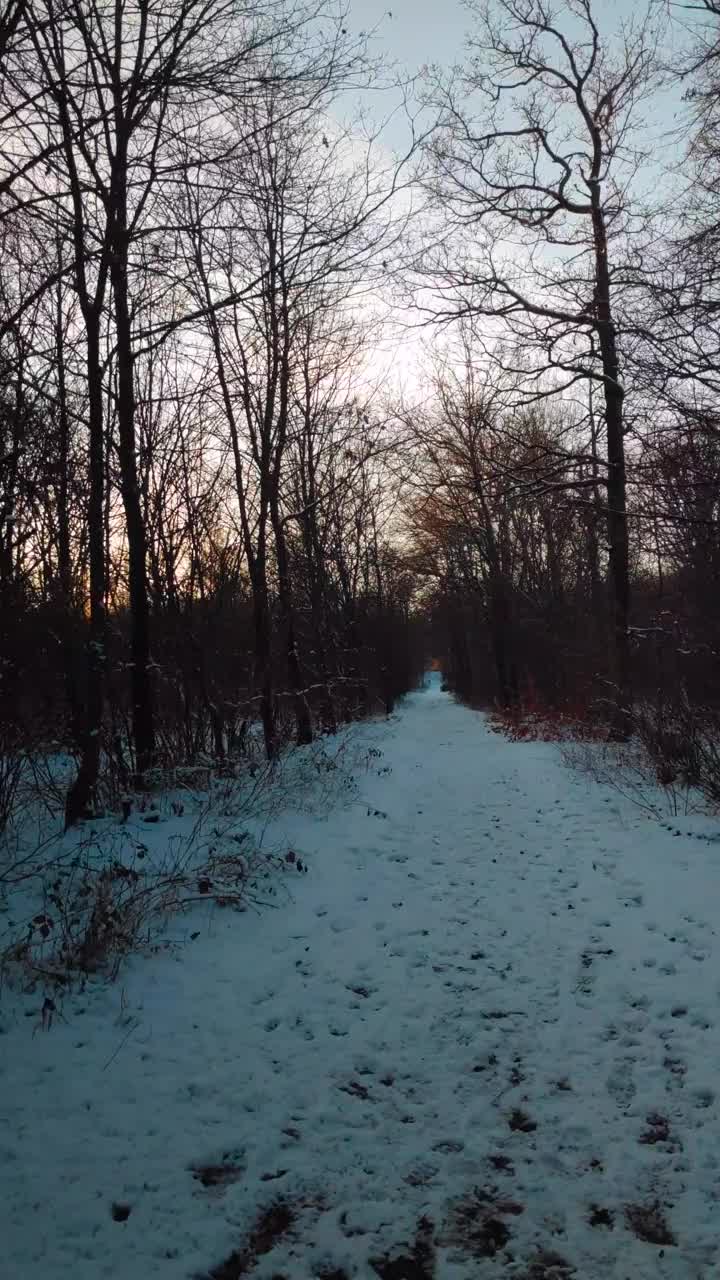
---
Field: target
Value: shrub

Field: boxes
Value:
[488,691,607,743]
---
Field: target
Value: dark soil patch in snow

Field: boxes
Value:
[638,1112,671,1145]
[191,1160,245,1190]
[203,1199,296,1278]
[370,1215,435,1279]
[338,1080,372,1101]
[339,1210,366,1239]
[624,1201,676,1246]
[588,1206,614,1229]
[508,1107,537,1132]
[315,1268,350,1280]
[403,1163,439,1187]
[488,1153,515,1173]
[442,1188,522,1259]
[482,1009,526,1020]
[519,1250,575,1279]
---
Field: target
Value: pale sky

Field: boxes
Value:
[356,0,469,73]
[352,0,688,73]
[339,0,699,397]
[349,0,691,149]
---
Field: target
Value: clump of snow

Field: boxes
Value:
[2,672,719,1278]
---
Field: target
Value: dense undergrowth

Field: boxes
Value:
[486,688,720,822]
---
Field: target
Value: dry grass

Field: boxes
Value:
[0,810,296,995]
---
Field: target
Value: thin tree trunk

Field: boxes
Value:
[488,575,518,709]
[253,567,276,760]
[272,508,313,745]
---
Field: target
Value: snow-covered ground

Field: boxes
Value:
[2,674,720,1279]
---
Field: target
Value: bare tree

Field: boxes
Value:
[180,70,416,755]
[418,0,663,733]
[402,332,599,710]
[5,0,358,808]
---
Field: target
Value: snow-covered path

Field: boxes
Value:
[4,677,720,1279]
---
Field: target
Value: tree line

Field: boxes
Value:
[0,0,427,828]
[2,0,720,830]
[404,0,720,760]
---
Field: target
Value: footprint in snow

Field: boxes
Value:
[606,1060,636,1109]
[662,1055,687,1089]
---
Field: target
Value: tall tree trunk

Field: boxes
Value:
[109,136,155,782]
[65,316,106,827]
[586,379,604,624]
[54,264,82,746]
[590,187,632,738]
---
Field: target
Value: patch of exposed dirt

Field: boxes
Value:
[519,1249,576,1279]
[370,1216,435,1280]
[588,1206,614,1229]
[442,1187,522,1259]
[339,1210,366,1239]
[190,1158,245,1191]
[404,1164,439,1188]
[624,1201,676,1246]
[638,1113,671,1145]
[201,1199,297,1278]
[508,1108,537,1132]
[339,1080,372,1101]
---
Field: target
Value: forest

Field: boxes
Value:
[1,0,720,825]
[5,4,720,1277]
